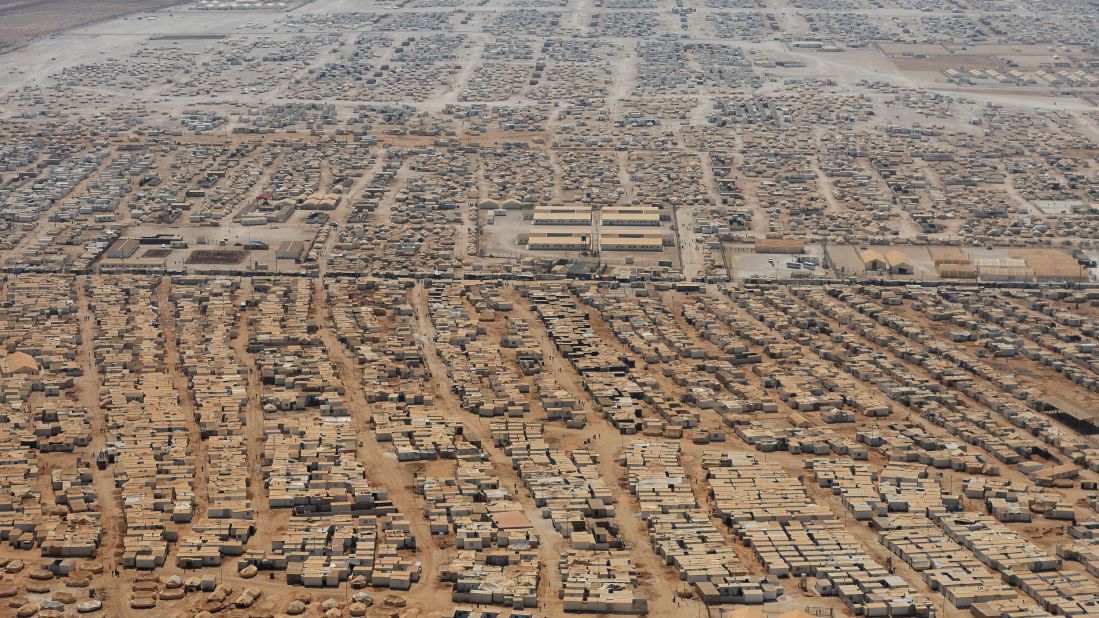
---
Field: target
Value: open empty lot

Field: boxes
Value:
[0,0,182,50]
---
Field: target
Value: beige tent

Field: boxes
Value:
[860,248,887,272]
[884,249,913,275]
[0,351,39,376]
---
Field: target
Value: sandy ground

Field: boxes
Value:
[0,0,1097,613]
[0,0,183,50]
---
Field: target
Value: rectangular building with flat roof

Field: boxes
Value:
[601,207,662,226]
[532,206,592,226]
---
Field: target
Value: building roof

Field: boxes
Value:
[529,227,592,237]
[601,229,663,239]
[755,238,805,254]
[601,212,660,222]
[276,240,306,257]
[1,351,39,376]
[884,249,911,268]
[859,248,886,264]
[528,233,587,248]
[599,236,663,246]
[533,206,591,213]
[533,212,591,224]
[491,511,533,529]
[929,246,970,265]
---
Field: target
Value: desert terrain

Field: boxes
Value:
[0,0,1097,616]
